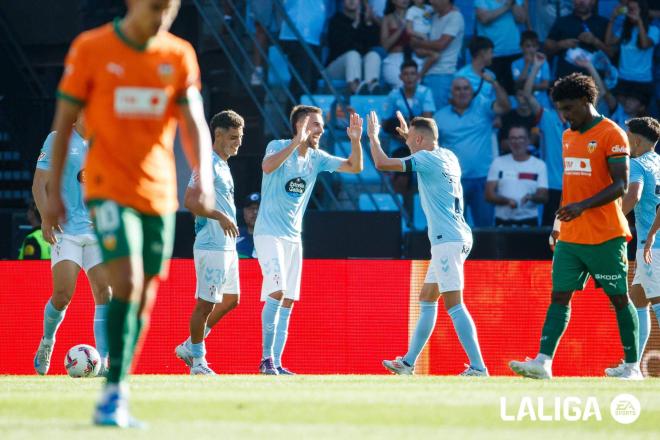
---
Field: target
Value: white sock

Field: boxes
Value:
[535,353,552,364]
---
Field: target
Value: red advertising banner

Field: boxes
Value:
[1,260,657,376]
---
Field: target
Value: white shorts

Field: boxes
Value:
[193,248,240,303]
[51,233,102,272]
[633,249,660,299]
[424,241,472,293]
[254,235,302,301]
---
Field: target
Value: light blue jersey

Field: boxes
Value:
[402,147,472,246]
[630,151,660,249]
[36,130,92,235]
[254,139,343,240]
[190,153,237,251]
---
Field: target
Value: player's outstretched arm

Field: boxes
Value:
[556,158,629,221]
[178,87,215,216]
[184,185,238,238]
[622,182,642,215]
[644,209,660,263]
[262,116,309,174]
[337,112,364,174]
[44,99,78,229]
[368,111,404,172]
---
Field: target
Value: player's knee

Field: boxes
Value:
[113,276,143,301]
[194,299,215,316]
[608,294,630,310]
[50,290,72,311]
[281,298,294,309]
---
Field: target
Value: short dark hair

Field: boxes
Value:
[520,30,539,46]
[508,124,530,138]
[626,117,660,144]
[400,59,418,72]
[210,110,244,138]
[468,36,494,58]
[550,73,599,105]
[410,117,438,141]
[290,105,322,135]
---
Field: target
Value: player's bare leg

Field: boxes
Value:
[34,260,80,375]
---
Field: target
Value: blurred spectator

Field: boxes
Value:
[454,36,497,100]
[367,0,388,24]
[326,0,382,94]
[475,0,527,94]
[415,0,465,110]
[279,0,327,100]
[486,125,549,226]
[511,30,551,109]
[249,0,281,86]
[381,0,412,88]
[606,1,659,99]
[382,60,436,145]
[545,0,612,79]
[534,0,573,41]
[18,199,50,260]
[499,83,539,153]
[577,55,650,128]
[523,53,568,225]
[406,0,439,75]
[237,192,260,259]
[434,75,511,227]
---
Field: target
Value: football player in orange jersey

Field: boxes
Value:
[44,0,215,427]
[509,73,642,380]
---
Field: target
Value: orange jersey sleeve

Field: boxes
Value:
[175,41,201,102]
[58,32,96,105]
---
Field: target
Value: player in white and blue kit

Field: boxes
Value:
[368,111,488,376]
[175,111,244,375]
[33,115,111,375]
[609,117,660,378]
[256,105,364,374]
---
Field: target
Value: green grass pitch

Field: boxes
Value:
[1,375,659,439]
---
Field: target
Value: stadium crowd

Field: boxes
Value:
[247,0,660,227]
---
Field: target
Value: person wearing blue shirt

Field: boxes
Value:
[255,105,363,375]
[454,36,497,101]
[475,0,527,94]
[367,111,487,376]
[237,192,260,258]
[511,31,551,109]
[434,75,511,227]
[279,0,327,100]
[613,117,660,378]
[174,111,244,376]
[522,53,569,225]
[383,60,436,121]
[32,115,111,377]
[605,1,659,98]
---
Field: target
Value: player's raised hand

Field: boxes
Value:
[43,195,65,244]
[347,112,363,141]
[644,235,655,264]
[293,115,311,146]
[216,212,239,238]
[367,111,380,138]
[395,111,409,140]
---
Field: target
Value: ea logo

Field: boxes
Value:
[610,394,640,424]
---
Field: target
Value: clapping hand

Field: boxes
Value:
[293,115,311,146]
[347,112,364,142]
[395,111,409,140]
[367,111,380,138]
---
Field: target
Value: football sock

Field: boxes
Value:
[273,306,293,368]
[616,302,640,364]
[94,304,108,359]
[43,298,66,343]
[403,301,437,366]
[637,306,650,356]
[261,297,281,359]
[106,299,138,384]
[186,326,212,346]
[190,342,206,366]
[652,303,660,328]
[539,303,571,358]
[448,303,486,371]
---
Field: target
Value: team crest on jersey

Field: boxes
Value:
[285,177,307,197]
[587,140,598,153]
[158,63,174,84]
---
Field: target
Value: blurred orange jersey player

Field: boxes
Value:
[44,0,214,428]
